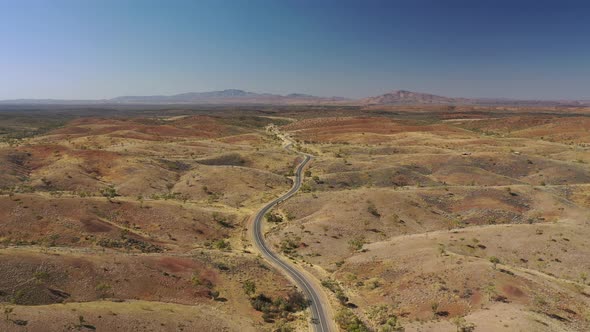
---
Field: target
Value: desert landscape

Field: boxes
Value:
[0,101,588,331]
[2,1,589,331]
[0,108,314,331]
[266,106,590,331]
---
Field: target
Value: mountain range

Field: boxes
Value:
[362,90,466,105]
[1,89,588,106]
[0,89,349,105]
[361,90,590,106]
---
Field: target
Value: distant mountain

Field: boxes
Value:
[361,90,590,107]
[111,89,258,103]
[109,89,348,104]
[286,93,314,98]
[0,89,588,106]
[362,90,468,105]
[0,89,349,105]
[0,98,102,105]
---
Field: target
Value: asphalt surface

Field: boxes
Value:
[251,146,331,332]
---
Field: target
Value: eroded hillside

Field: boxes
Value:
[0,112,310,331]
[1,107,589,332]
[268,113,590,331]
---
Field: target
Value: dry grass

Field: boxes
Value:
[269,113,590,331]
[1,108,589,331]
[0,113,306,331]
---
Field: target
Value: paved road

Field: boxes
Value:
[251,145,332,332]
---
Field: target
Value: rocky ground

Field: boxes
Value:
[269,111,590,331]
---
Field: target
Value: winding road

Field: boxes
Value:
[250,142,332,332]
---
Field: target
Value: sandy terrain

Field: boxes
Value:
[0,113,309,331]
[269,112,590,331]
[1,107,589,331]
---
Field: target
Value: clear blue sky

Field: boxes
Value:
[1,0,589,100]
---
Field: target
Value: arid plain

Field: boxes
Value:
[0,104,589,331]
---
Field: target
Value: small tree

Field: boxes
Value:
[265,212,284,223]
[367,201,380,217]
[335,308,369,332]
[489,256,500,269]
[453,317,476,332]
[335,290,348,305]
[209,290,220,300]
[101,185,118,202]
[484,283,497,300]
[213,239,230,250]
[348,236,365,251]
[4,306,13,322]
[243,280,256,297]
[431,302,439,315]
[191,274,202,286]
[95,282,112,298]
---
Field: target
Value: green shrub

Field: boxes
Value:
[213,239,231,250]
[367,201,380,217]
[100,185,118,201]
[348,237,366,251]
[280,237,300,254]
[249,291,308,323]
[95,282,112,298]
[243,280,256,296]
[191,274,202,286]
[265,212,284,223]
[489,256,500,269]
[335,308,369,332]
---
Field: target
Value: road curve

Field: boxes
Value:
[251,145,332,332]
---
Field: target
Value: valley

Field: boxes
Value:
[0,105,589,331]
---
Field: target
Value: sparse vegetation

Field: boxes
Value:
[95,282,112,298]
[242,280,256,296]
[335,308,370,332]
[1,108,589,331]
[248,291,309,323]
[348,236,366,251]
[71,315,96,331]
[100,185,118,202]
[453,317,476,332]
[280,236,301,255]
[321,278,349,305]
[367,200,380,217]
[489,256,500,269]
[213,212,234,228]
[33,269,50,283]
[96,237,162,253]
[190,274,203,287]
[212,239,231,250]
[367,305,403,331]
[265,212,284,223]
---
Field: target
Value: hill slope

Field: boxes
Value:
[362,90,466,105]
[110,89,348,104]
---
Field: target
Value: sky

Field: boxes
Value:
[0,0,589,100]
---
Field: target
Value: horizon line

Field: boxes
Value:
[1,88,589,103]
